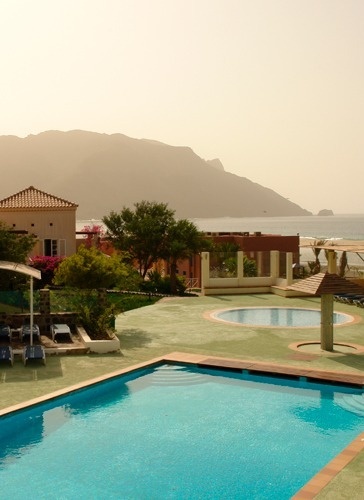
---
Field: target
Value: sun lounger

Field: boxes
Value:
[335,293,358,303]
[0,346,14,365]
[0,323,12,342]
[23,345,46,366]
[342,294,364,304]
[20,323,41,342]
[334,293,353,302]
[353,297,364,307]
[334,294,345,301]
[50,323,72,342]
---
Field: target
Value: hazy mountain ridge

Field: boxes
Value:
[0,130,312,219]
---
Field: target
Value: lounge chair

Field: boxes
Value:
[0,323,12,342]
[334,293,357,303]
[20,323,41,342]
[23,345,46,366]
[342,294,364,304]
[50,323,72,342]
[334,293,345,302]
[0,346,14,366]
[353,297,364,308]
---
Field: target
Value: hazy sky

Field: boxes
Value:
[1,0,363,214]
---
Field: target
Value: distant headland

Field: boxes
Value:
[317,209,334,216]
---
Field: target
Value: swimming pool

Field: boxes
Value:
[212,307,353,327]
[0,363,363,499]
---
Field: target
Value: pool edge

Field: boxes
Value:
[1,351,363,498]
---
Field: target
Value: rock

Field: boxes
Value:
[318,209,334,216]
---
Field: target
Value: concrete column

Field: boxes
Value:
[39,288,51,333]
[257,251,263,277]
[201,252,210,290]
[270,251,280,279]
[286,252,293,286]
[237,251,244,284]
[327,250,337,274]
[39,288,51,315]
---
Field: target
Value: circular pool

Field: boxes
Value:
[212,307,353,328]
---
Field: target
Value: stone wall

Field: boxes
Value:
[0,289,77,334]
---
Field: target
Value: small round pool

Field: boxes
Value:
[212,307,353,327]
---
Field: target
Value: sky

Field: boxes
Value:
[1,0,363,215]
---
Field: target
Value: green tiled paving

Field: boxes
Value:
[1,293,363,498]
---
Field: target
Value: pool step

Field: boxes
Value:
[150,365,208,386]
[338,394,364,417]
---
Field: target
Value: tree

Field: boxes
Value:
[210,241,239,277]
[309,239,327,274]
[53,245,134,289]
[164,219,209,294]
[211,241,257,277]
[0,220,36,289]
[338,251,348,277]
[242,255,258,277]
[52,246,141,337]
[103,201,175,278]
[0,220,36,262]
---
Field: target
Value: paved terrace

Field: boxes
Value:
[1,293,363,498]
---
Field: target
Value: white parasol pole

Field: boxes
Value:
[30,276,34,346]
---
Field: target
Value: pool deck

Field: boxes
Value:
[1,293,363,499]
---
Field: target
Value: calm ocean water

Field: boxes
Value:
[191,214,364,240]
[191,214,364,270]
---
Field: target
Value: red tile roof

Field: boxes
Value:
[0,186,78,210]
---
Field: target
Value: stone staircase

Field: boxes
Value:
[337,394,364,417]
[148,364,209,386]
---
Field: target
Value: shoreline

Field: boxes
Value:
[300,237,364,246]
[299,238,364,273]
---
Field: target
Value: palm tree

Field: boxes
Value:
[309,239,327,274]
[338,251,348,277]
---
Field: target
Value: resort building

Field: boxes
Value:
[0,186,78,257]
[0,187,300,287]
[175,232,301,288]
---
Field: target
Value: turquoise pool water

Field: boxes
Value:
[213,307,352,327]
[0,364,363,499]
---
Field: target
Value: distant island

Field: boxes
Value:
[0,130,312,219]
[317,209,334,216]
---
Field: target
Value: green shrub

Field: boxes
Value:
[140,271,186,295]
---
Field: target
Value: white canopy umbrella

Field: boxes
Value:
[0,261,41,346]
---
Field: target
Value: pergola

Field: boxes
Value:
[300,244,364,254]
[288,272,364,351]
[300,242,364,272]
[0,261,41,346]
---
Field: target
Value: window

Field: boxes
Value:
[44,239,58,256]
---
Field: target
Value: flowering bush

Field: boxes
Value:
[81,224,105,249]
[29,256,64,287]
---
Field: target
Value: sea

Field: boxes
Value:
[190,214,364,271]
[77,214,364,270]
[190,214,364,240]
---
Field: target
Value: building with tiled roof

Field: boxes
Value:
[0,186,78,211]
[0,186,78,257]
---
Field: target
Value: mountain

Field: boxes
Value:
[0,130,312,219]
